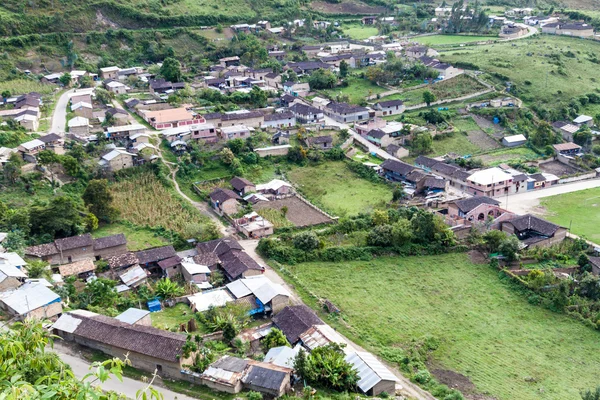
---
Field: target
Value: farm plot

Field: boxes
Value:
[110,170,216,240]
[475,147,541,166]
[538,160,581,177]
[452,117,501,151]
[414,34,498,47]
[282,253,600,400]
[253,196,333,227]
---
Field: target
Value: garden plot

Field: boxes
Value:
[253,196,333,227]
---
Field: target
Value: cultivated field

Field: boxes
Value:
[541,187,600,242]
[414,34,498,46]
[283,253,600,400]
[0,79,55,95]
[286,161,393,216]
[253,196,333,227]
[441,35,600,108]
[110,171,215,239]
[475,147,541,166]
[254,208,294,229]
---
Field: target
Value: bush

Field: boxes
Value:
[293,231,320,252]
[247,391,263,400]
[414,369,431,384]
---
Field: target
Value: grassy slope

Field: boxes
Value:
[286,161,392,216]
[414,34,498,46]
[541,187,600,242]
[92,223,168,251]
[440,35,600,108]
[284,253,600,400]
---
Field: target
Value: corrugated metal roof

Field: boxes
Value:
[299,325,354,353]
[0,283,60,315]
[188,289,233,312]
[119,265,147,286]
[181,262,211,275]
[115,308,150,324]
[52,314,83,333]
[264,345,300,369]
[345,351,398,393]
[226,279,253,298]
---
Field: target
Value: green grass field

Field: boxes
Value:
[287,161,392,216]
[342,24,379,40]
[282,253,600,400]
[541,187,600,242]
[440,35,600,109]
[430,132,482,157]
[414,34,498,46]
[379,74,487,106]
[92,223,168,251]
[475,147,541,166]
[321,77,387,104]
[151,303,199,331]
[0,79,56,96]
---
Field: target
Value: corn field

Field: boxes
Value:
[110,172,212,238]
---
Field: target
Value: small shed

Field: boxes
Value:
[502,134,527,147]
[345,352,398,396]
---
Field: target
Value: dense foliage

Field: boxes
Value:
[294,344,358,391]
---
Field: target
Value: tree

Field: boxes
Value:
[37,150,61,187]
[80,278,118,309]
[411,132,433,155]
[59,72,71,87]
[372,210,389,226]
[262,328,291,350]
[423,91,436,106]
[220,148,236,164]
[367,224,394,247]
[94,87,114,105]
[392,185,405,201]
[573,126,592,147]
[482,230,507,253]
[160,57,182,82]
[530,121,558,148]
[249,85,268,107]
[2,230,27,253]
[339,60,349,78]
[29,196,84,238]
[83,179,119,222]
[498,235,521,262]
[155,278,185,300]
[1,90,10,101]
[79,75,93,88]
[308,68,337,90]
[61,155,80,177]
[581,386,600,400]
[392,218,413,246]
[294,344,358,391]
[4,152,23,184]
[293,231,320,251]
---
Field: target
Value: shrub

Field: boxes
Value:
[414,369,431,384]
[293,231,320,252]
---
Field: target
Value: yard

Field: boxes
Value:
[321,76,387,104]
[440,35,600,109]
[541,187,600,242]
[281,253,600,400]
[341,23,379,40]
[286,161,393,216]
[92,223,168,252]
[253,196,333,227]
[150,303,198,331]
[110,169,216,240]
[414,34,498,46]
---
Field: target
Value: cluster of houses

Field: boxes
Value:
[0,92,43,131]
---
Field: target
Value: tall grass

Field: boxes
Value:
[255,208,294,229]
[0,79,56,95]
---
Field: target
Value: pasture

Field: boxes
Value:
[321,76,387,104]
[282,253,600,400]
[341,23,379,40]
[541,187,600,242]
[286,161,393,216]
[440,35,600,109]
[414,34,498,46]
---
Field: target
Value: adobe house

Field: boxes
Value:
[230,177,256,196]
[26,233,129,265]
[500,214,567,248]
[209,188,242,216]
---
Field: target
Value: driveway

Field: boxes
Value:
[499,178,600,215]
[51,343,197,400]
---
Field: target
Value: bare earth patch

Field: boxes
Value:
[253,196,333,227]
[468,250,488,264]
[310,0,388,14]
[432,369,497,400]
[538,161,580,177]
[466,130,501,151]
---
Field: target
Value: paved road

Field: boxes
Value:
[50,89,75,134]
[51,343,196,400]
[499,178,600,215]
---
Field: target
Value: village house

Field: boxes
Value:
[98,148,135,171]
[272,131,291,145]
[219,56,241,68]
[107,252,139,272]
[14,111,39,131]
[500,214,567,248]
[53,310,193,379]
[289,103,324,123]
[231,177,256,196]
[552,121,579,142]
[445,196,515,229]
[58,258,96,279]
[25,233,127,265]
[257,179,293,197]
[255,145,292,157]
[233,212,274,239]
[500,23,529,39]
[201,356,248,394]
[0,282,62,320]
[419,56,462,79]
[361,16,377,25]
[39,133,64,153]
[141,107,204,129]
[380,159,416,182]
[273,305,324,345]
[366,129,394,148]
[221,125,251,140]
[158,256,183,278]
[0,255,28,291]
[325,102,369,123]
[553,142,582,157]
[385,144,409,159]
[405,46,429,60]
[262,111,296,129]
[18,139,46,162]
[105,108,130,126]
[502,134,527,147]
[466,167,514,197]
[283,81,310,97]
[374,99,405,117]
[71,101,93,119]
[104,80,130,95]
[198,238,264,281]
[301,45,323,57]
[542,22,595,38]
[573,114,594,127]
[304,135,333,150]
[118,264,148,288]
[285,61,331,76]
[148,79,186,95]
[241,363,292,397]
[320,54,357,69]
[135,246,177,274]
[264,346,300,369]
[226,275,290,313]
[106,124,146,140]
[115,308,151,326]
[68,116,91,136]
[100,66,120,80]
[209,188,242,216]
[180,260,211,285]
